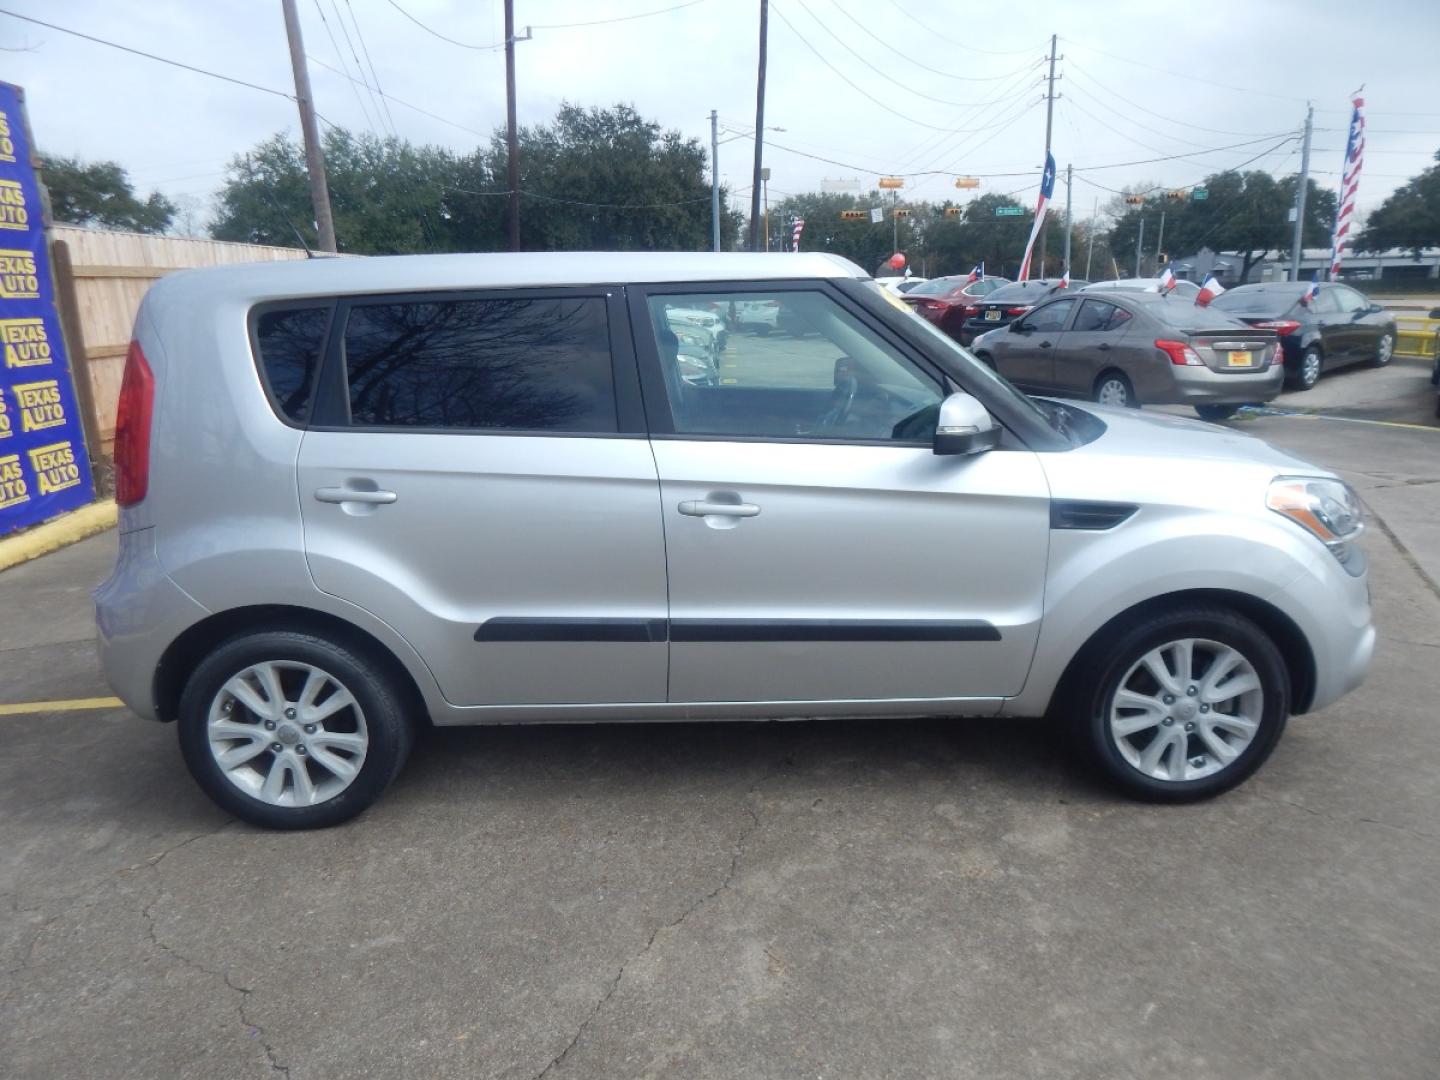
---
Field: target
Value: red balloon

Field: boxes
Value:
[888,252,905,270]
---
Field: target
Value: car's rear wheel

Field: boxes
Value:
[1067,606,1289,802]
[1292,347,1323,390]
[1094,371,1137,408]
[177,630,415,829]
[1194,404,1239,421]
[1372,333,1394,367]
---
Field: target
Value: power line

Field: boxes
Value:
[306,54,489,138]
[343,0,398,135]
[1060,37,1310,103]
[893,62,1047,170]
[1064,93,1295,163]
[381,0,503,50]
[1064,60,1304,138]
[826,0,1041,83]
[0,8,294,101]
[1072,134,1301,174]
[447,187,715,210]
[529,0,711,29]
[328,0,388,135]
[885,0,1047,56]
[310,0,379,131]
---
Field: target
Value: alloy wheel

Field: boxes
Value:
[206,660,369,807]
[1376,334,1393,366]
[1108,637,1263,783]
[1300,350,1322,388]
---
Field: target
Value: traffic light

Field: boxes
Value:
[839,210,868,221]
[943,207,961,217]
[1166,190,1187,202]
[894,208,912,219]
[1124,194,1144,206]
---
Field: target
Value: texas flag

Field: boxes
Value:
[1301,272,1321,306]
[966,262,985,284]
[1196,273,1226,306]
[1017,152,1057,282]
[1058,268,1070,289]
[1157,267,1177,294]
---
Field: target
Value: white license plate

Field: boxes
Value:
[984,309,1001,321]
[1226,351,1253,367]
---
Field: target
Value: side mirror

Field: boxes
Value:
[934,391,1000,456]
[1429,308,1440,320]
[1009,320,1027,333]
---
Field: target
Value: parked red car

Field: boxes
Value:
[901,274,1011,341]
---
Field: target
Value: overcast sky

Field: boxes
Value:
[4,0,1438,233]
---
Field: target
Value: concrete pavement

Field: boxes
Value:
[2,384,1438,1079]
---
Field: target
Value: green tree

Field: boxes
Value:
[38,154,176,233]
[1357,150,1440,255]
[767,190,904,272]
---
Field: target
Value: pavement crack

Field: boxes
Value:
[117,820,236,877]
[1356,493,1440,601]
[532,784,766,1079]
[1253,794,1437,842]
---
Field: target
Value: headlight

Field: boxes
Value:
[1266,476,1364,560]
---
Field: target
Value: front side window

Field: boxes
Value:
[254,306,329,422]
[1019,298,1075,334]
[646,291,943,441]
[342,296,616,432]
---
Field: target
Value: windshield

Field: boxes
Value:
[983,281,1058,304]
[858,280,1054,430]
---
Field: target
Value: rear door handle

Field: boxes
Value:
[1097,343,1111,351]
[1038,340,1052,349]
[315,486,397,505]
[678,500,760,518]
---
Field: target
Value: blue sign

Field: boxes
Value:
[0,82,95,535]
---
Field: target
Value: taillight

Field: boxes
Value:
[1254,320,1301,336]
[1155,339,1205,366]
[114,340,154,507]
[1006,306,1031,316]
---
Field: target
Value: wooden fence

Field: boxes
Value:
[50,226,306,460]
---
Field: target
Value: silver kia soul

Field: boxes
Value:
[95,252,1374,829]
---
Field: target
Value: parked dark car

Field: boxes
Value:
[1210,282,1398,390]
[1431,307,1440,419]
[960,279,1086,344]
[902,274,1011,340]
[969,291,1282,419]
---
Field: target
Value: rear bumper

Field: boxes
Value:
[94,527,209,721]
[1164,362,1286,404]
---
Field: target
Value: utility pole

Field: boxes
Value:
[1062,162,1072,275]
[1135,218,1145,278]
[762,168,771,251]
[280,0,336,252]
[749,0,769,251]
[1155,209,1166,269]
[1038,33,1058,275]
[710,109,721,253]
[504,0,521,251]
[892,190,900,253]
[1084,196,1098,279]
[1290,102,1314,281]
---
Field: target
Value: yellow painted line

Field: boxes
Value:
[0,499,118,574]
[0,696,124,717]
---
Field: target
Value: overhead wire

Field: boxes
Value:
[826,0,1042,83]
[885,0,1048,56]
[1065,60,1299,138]
[327,0,389,135]
[309,0,379,132]
[380,0,503,50]
[306,54,489,138]
[1060,37,1311,103]
[529,0,711,29]
[342,0,398,136]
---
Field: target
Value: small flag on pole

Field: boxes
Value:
[1156,267,1177,294]
[1017,152,1057,282]
[1301,272,1320,306]
[966,262,984,284]
[1058,268,1070,289]
[1196,273,1226,306]
[791,218,805,252]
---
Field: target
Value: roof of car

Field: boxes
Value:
[145,251,871,305]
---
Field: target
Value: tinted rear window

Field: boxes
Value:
[254,306,329,423]
[342,296,617,433]
[1211,287,1305,317]
[907,277,966,296]
[1146,300,1250,331]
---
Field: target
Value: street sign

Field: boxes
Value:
[878,176,905,189]
[821,176,862,193]
[1192,188,1209,201]
[953,177,980,189]
[869,207,884,224]
[839,210,868,221]
[994,206,1024,217]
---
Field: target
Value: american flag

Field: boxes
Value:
[1018,153,1056,282]
[1328,92,1365,280]
[791,218,805,252]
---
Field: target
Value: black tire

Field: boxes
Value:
[1066,605,1290,803]
[177,630,416,830]
[754,325,771,336]
[1093,371,1138,408]
[1194,404,1239,422]
[1290,346,1322,390]
[1371,332,1394,368]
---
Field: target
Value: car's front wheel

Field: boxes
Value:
[1292,347,1323,390]
[1372,333,1394,367]
[1067,606,1289,802]
[177,630,415,829]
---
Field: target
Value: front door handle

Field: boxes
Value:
[1097,342,1111,351]
[315,486,397,505]
[678,500,760,518]
[1038,340,1052,349]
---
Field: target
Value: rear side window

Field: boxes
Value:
[1073,299,1130,332]
[341,296,617,433]
[254,306,329,422]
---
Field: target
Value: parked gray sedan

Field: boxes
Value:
[970,291,1283,420]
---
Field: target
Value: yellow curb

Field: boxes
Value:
[0,696,125,717]
[0,499,117,574]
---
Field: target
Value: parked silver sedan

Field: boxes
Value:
[970,290,1283,420]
